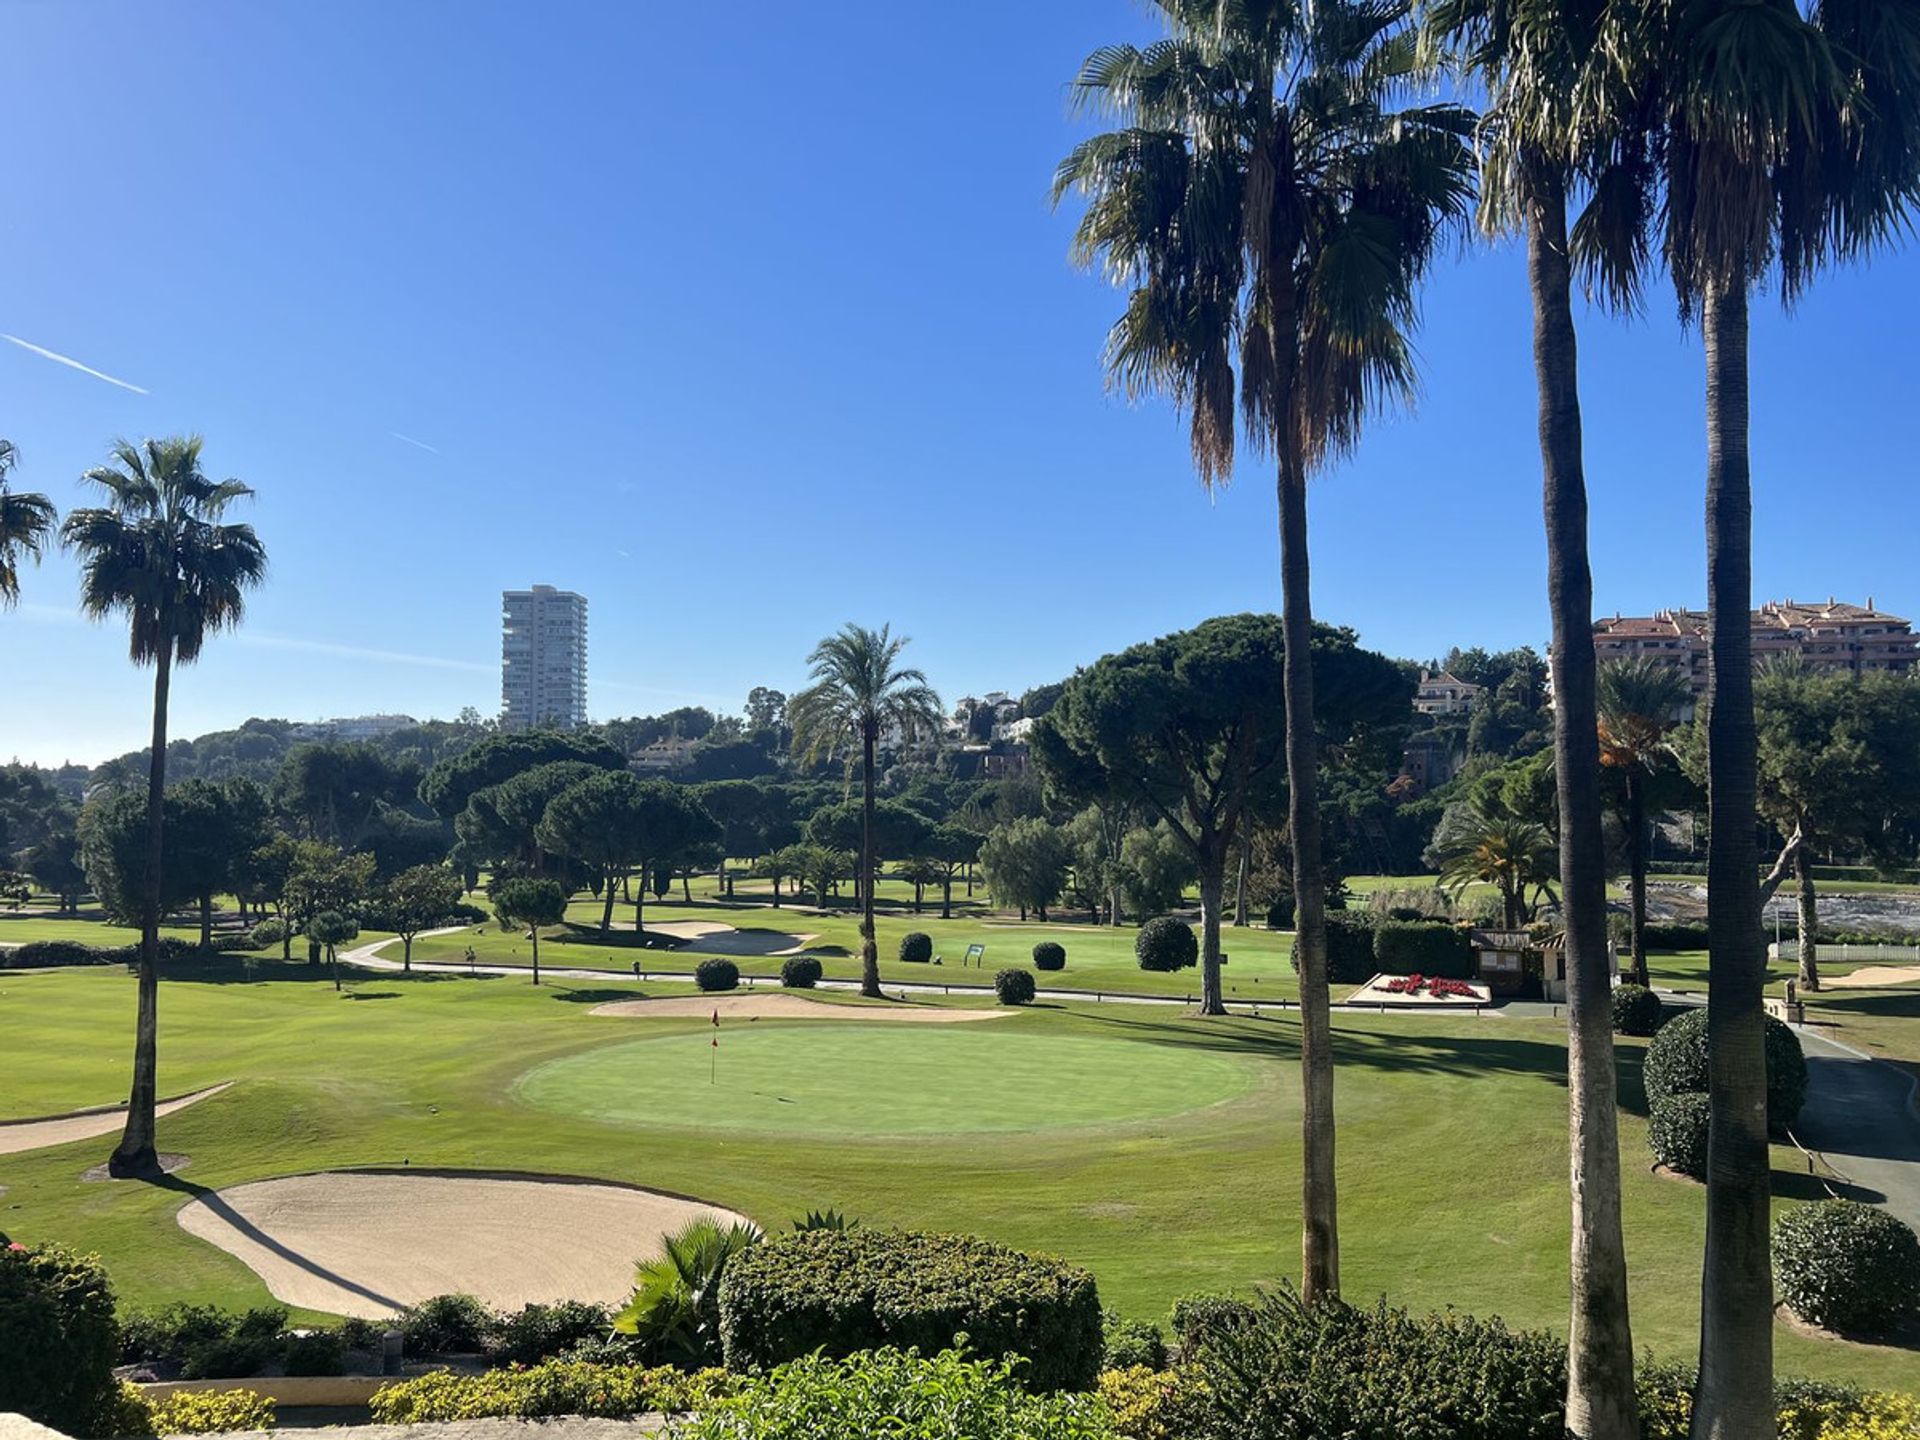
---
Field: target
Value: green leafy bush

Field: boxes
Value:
[1173,1283,1566,1440]
[1773,1201,1920,1338]
[1033,941,1067,972]
[282,1328,347,1377]
[672,1347,1112,1440]
[147,1388,277,1434]
[0,1242,122,1434]
[1640,922,1710,950]
[1643,1007,1808,1129]
[996,967,1037,1005]
[1372,920,1472,979]
[1265,895,1295,930]
[1648,1094,1711,1179]
[696,958,741,992]
[2,939,127,969]
[1166,1293,1255,1361]
[1101,1310,1166,1370]
[1633,1359,1884,1440]
[369,1361,728,1422]
[488,1300,612,1368]
[718,1228,1104,1393]
[247,919,287,947]
[1612,984,1665,1036]
[1098,1365,1207,1440]
[899,932,934,963]
[614,1218,765,1368]
[1134,917,1197,973]
[779,956,822,988]
[398,1293,494,1354]
[1322,912,1378,983]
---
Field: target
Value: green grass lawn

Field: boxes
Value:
[1,955,1914,1387]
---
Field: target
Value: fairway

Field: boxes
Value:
[515,1025,1261,1136]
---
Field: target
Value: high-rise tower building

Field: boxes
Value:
[501,585,588,730]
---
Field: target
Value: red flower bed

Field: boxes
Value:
[1381,973,1479,1000]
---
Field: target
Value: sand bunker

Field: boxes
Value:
[620,920,820,957]
[590,993,1006,1022]
[1826,964,1920,988]
[0,1083,231,1156]
[177,1171,748,1318]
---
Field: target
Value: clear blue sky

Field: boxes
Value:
[4,1,1916,768]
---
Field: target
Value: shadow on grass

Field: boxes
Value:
[1769,1167,1887,1205]
[164,956,496,987]
[548,988,636,1005]
[343,990,400,1002]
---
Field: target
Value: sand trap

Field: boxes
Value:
[590,993,1006,1022]
[1827,964,1920,988]
[0,1083,231,1156]
[628,920,821,957]
[177,1171,748,1319]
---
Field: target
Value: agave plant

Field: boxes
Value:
[792,1209,857,1233]
[611,1217,763,1367]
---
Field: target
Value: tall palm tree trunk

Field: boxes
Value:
[109,644,172,1177]
[1279,451,1338,1303]
[1693,275,1773,1440]
[859,722,881,999]
[1793,844,1820,993]
[1628,773,1651,987]
[1527,179,1638,1440]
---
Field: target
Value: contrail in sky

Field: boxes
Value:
[237,631,494,674]
[1,333,149,394]
[391,432,440,455]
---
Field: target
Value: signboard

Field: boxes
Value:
[963,943,986,968]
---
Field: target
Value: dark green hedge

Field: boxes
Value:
[695,958,740,992]
[1134,917,1197,973]
[995,968,1036,1005]
[717,1229,1103,1392]
[1324,912,1378,983]
[0,1243,122,1434]
[1031,941,1066,972]
[1640,923,1710,950]
[779,956,822,989]
[1648,1094,1711,1178]
[1643,1007,1808,1130]
[1773,1201,1920,1338]
[898,932,933,964]
[1372,921,1472,979]
[1,939,133,969]
[1611,984,1665,1036]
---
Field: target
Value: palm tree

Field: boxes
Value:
[1057,0,1472,1303]
[1598,658,1692,986]
[61,437,266,1176]
[788,624,941,999]
[0,441,57,607]
[1431,802,1559,928]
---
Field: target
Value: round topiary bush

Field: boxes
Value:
[0,1243,123,1434]
[696,958,741,993]
[1648,1093,1711,1179]
[995,968,1037,1005]
[1642,1006,1808,1130]
[1773,1200,1920,1338]
[1266,895,1296,930]
[1135,916,1198,973]
[1032,941,1066,972]
[898,932,934,964]
[1611,983,1665,1037]
[780,956,822,989]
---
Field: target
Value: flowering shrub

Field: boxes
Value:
[1098,1365,1208,1440]
[147,1388,277,1435]
[369,1361,729,1422]
[1381,974,1479,999]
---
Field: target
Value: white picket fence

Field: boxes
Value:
[1767,939,1920,964]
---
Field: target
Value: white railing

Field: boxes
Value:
[1768,939,1920,964]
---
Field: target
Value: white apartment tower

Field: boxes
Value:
[501,585,589,730]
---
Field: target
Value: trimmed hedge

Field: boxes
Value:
[0,1243,122,1434]
[1372,920,1472,979]
[899,932,934,964]
[1640,923,1710,950]
[1649,1094,1711,1179]
[1643,1007,1808,1130]
[779,956,822,989]
[370,1362,729,1422]
[695,958,741,993]
[717,1229,1104,1392]
[146,1387,277,1435]
[1,939,132,969]
[1324,912,1378,983]
[1032,941,1067,972]
[1611,984,1665,1036]
[1135,917,1198,973]
[995,968,1037,1006]
[1773,1201,1920,1338]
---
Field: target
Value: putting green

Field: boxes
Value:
[514,1024,1262,1136]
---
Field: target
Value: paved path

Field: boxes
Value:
[1789,1028,1920,1230]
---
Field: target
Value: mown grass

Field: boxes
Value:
[1,956,1914,1387]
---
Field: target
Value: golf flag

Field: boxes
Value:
[711,1008,720,1045]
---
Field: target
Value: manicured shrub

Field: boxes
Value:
[1634,1362,1891,1440]
[1371,920,1473,979]
[2,939,123,969]
[1773,1200,1920,1338]
[1032,941,1067,972]
[1648,1094,1711,1179]
[398,1292,495,1353]
[718,1228,1104,1393]
[1101,1310,1166,1370]
[247,919,287,948]
[1167,1293,1256,1361]
[1322,912,1379,983]
[1174,1283,1566,1440]
[696,957,741,993]
[1643,1007,1808,1129]
[996,967,1037,1005]
[1640,922,1710,950]
[899,931,934,963]
[147,1387,277,1435]
[488,1300,613,1368]
[282,1328,347,1377]
[671,1348,1111,1440]
[369,1361,728,1422]
[779,955,822,989]
[1265,895,1295,930]
[1612,983,1665,1036]
[0,1242,122,1434]
[1135,917,1198,973]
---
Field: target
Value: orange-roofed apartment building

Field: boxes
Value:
[1592,597,1917,701]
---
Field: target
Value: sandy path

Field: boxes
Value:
[1826,964,1920,988]
[177,1171,748,1319]
[589,993,1006,1022]
[0,1083,232,1156]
